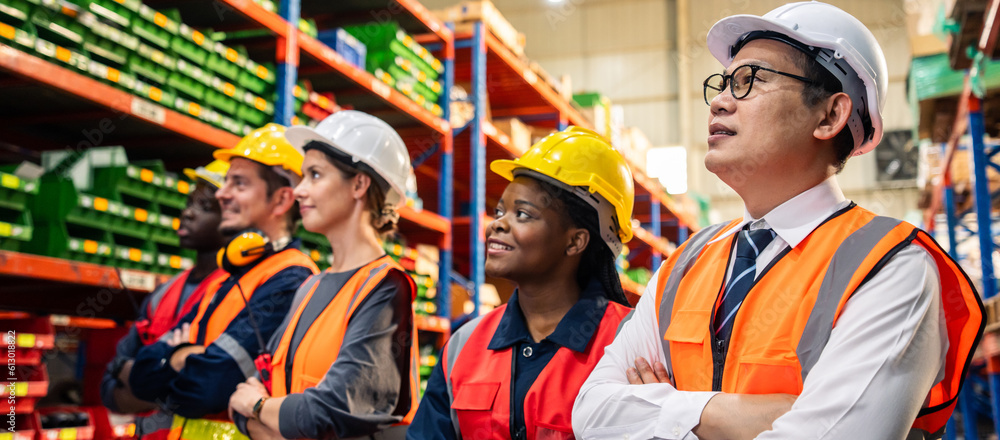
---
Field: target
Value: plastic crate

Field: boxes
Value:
[83,0,132,28]
[129,55,169,86]
[34,38,90,73]
[171,23,212,65]
[64,235,115,264]
[236,103,268,127]
[0,0,31,27]
[77,10,139,51]
[132,80,174,106]
[86,59,136,91]
[155,251,192,274]
[157,174,189,210]
[37,407,97,440]
[134,40,177,72]
[207,42,247,80]
[167,72,206,101]
[31,5,87,49]
[131,5,177,49]
[113,203,154,240]
[112,242,156,271]
[7,366,48,413]
[0,210,33,252]
[239,59,275,95]
[0,171,39,212]
[82,35,127,67]
[0,21,36,50]
[3,413,37,440]
[217,113,243,135]
[316,27,366,70]
[345,23,442,78]
[2,315,55,349]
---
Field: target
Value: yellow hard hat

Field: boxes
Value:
[491,126,635,254]
[213,123,304,184]
[183,159,230,189]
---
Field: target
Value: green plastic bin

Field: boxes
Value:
[132,4,177,49]
[0,21,36,50]
[0,0,31,27]
[239,59,275,95]
[171,23,212,65]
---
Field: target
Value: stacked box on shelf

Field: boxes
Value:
[343,22,444,117]
[0,171,38,252]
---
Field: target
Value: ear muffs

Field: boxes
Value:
[217,229,274,273]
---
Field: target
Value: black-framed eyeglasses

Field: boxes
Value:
[703,64,816,105]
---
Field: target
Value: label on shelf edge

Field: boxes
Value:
[58,427,78,440]
[0,173,19,189]
[13,382,26,396]
[119,269,156,291]
[371,79,391,99]
[15,332,34,348]
[130,97,166,125]
[0,222,10,237]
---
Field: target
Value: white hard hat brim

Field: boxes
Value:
[284,125,331,152]
[707,15,812,67]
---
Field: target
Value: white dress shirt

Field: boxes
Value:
[572,176,947,440]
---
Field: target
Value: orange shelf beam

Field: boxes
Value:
[473,31,589,129]
[415,314,450,335]
[0,44,240,150]
[215,0,450,135]
[399,206,451,235]
[633,225,673,257]
[396,0,454,43]
[0,251,169,293]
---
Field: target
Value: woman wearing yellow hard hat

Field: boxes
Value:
[407,126,635,440]
[227,111,420,440]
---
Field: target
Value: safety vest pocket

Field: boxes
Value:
[735,356,803,395]
[453,381,501,440]
[663,310,711,390]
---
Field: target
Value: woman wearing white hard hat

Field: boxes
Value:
[227,110,419,440]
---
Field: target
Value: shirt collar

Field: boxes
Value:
[709,176,849,249]
[488,279,609,353]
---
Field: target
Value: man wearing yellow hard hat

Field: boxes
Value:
[100,160,230,440]
[129,124,319,440]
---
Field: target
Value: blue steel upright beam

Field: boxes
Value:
[437,25,454,319]
[969,96,997,299]
[969,93,1000,436]
[275,0,300,125]
[651,199,662,268]
[469,22,486,317]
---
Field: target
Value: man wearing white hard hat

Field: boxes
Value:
[573,3,983,439]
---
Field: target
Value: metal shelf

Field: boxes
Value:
[0,44,239,164]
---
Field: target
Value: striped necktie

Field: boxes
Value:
[714,224,777,337]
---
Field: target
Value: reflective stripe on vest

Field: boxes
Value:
[188,249,319,347]
[166,416,248,440]
[269,256,420,426]
[443,301,631,440]
[654,207,983,438]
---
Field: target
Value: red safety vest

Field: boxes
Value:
[654,206,983,438]
[444,300,631,440]
[270,255,420,425]
[137,269,228,346]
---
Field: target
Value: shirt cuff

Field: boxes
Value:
[653,391,719,440]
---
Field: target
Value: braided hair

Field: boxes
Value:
[534,178,630,306]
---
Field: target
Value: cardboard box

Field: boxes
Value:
[436,1,526,56]
[492,117,531,154]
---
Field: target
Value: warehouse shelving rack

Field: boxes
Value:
[0,0,455,335]
[438,22,699,315]
[915,0,1000,437]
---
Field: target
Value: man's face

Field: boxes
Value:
[214,157,274,236]
[704,39,821,188]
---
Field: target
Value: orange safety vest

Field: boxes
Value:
[654,206,983,438]
[188,249,319,346]
[444,300,631,440]
[269,255,420,426]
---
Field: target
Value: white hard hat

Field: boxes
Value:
[706,1,888,156]
[285,110,413,206]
